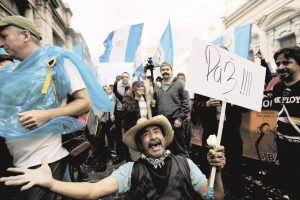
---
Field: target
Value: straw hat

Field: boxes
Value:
[123,115,174,151]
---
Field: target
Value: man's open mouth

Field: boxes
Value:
[149,140,162,150]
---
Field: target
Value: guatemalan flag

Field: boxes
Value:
[99,23,144,63]
[153,20,174,66]
[212,23,252,58]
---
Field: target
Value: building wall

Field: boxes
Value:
[0,0,93,66]
[223,0,300,66]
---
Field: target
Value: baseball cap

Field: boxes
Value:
[0,15,42,40]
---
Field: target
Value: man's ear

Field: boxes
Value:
[22,30,31,41]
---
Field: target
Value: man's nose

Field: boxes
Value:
[149,132,158,139]
[277,64,285,70]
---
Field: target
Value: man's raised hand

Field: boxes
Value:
[0,157,54,191]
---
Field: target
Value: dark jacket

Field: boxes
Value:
[260,59,273,87]
[153,78,190,121]
[193,93,247,175]
[122,89,152,131]
[129,154,198,200]
[192,93,247,143]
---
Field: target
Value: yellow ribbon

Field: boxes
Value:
[42,57,57,96]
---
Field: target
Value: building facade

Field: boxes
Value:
[0,0,93,66]
[223,0,300,68]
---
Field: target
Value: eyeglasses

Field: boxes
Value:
[275,60,292,67]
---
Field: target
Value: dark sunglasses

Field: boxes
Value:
[275,60,292,67]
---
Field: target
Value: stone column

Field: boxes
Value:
[65,34,73,50]
[266,30,277,59]
[294,17,300,46]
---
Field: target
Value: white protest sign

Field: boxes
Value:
[185,37,266,112]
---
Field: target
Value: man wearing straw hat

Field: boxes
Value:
[0,115,225,200]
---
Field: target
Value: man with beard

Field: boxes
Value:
[271,46,300,200]
[153,62,190,157]
[0,115,226,200]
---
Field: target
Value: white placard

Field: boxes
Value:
[185,37,266,112]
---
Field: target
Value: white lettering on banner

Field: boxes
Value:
[185,37,266,112]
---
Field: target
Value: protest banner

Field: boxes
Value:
[186,37,266,192]
[186,37,266,112]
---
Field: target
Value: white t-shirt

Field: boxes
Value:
[6,59,86,168]
[138,97,148,119]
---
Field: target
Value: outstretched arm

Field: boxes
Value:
[0,158,118,200]
[50,175,118,199]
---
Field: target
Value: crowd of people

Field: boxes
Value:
[0,15,299,200]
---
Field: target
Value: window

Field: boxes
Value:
[53,31,64,47]
[279,34,296,48]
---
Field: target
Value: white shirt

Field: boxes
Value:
[6,59,85,168]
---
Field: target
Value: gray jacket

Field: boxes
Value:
[153,78,190,121]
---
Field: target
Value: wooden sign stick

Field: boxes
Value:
[208,101,227,188]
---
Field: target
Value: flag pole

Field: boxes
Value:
[205,101,227,200]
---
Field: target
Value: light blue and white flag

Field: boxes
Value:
[153,20,174,66]
[212,23,252,58]
[133,44,144,81]
[99,23,144,63]
[73,42,84,60]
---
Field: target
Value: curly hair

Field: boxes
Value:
[274,46,300,66]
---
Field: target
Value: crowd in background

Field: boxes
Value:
[0,15,300,200]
